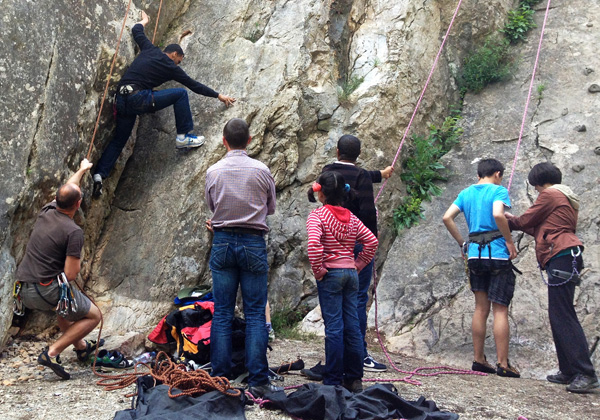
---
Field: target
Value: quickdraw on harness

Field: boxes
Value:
[539,246,582,287]
[13,281,24,316]
[56,272,78,317]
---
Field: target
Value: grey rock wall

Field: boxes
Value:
[4,0,594,384]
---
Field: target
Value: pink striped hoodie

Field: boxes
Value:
[306,205,378,280]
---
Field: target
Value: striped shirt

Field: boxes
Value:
[306,205,378,279]
[205,150,276,232]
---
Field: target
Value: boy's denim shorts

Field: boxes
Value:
[468,259,516,306]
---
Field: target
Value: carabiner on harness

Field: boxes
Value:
[13,281,25,316]
[56,273,78,317]
[539,247,582,287]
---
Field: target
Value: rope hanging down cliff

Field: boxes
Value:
[506,0,552,192]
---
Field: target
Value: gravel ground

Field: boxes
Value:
[1,332,598,420]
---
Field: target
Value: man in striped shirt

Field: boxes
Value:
[205,118,281,398]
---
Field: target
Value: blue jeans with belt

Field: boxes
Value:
[317,268,364,385]
[209,231,269,387]
[94,87,193,178]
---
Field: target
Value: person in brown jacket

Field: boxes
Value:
[506,162,598,394]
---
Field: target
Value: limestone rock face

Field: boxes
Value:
[374,0,600,378]
[2,0,597,383]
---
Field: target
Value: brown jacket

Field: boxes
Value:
[508,186,583,268]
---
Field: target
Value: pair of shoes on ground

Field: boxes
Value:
[38,348,70,380]
[74,338,105,363]
[247,381,284,398]
[547,371,599,393]
[94,349,134,371]
[176,133,205,149]
[472,356,520,378]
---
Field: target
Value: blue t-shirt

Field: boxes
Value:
[453,183,511,260]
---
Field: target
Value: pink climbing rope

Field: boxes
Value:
[369,0,489,384]
[375,0,464,204]
[371,266,488,384]
[506,0,552,192]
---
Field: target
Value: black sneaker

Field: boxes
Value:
[247,382,284,398]
[38,348,70,380]
[566,374,600,394]
[496,360,520,378]
[472,357,496,374]
[301,361,324,381]
[363,354,387,372]
[343,379,363,393]
[92,175,103,198]
[74,339,105,363]
[547,371,574,385]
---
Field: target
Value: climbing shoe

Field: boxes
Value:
[92,174,103,198]
[301,361,324,381]
[472,356,496,374]
[496,360,520,378]
[38,348,70,380]
[74,338,105,363]
[547,371,574,384]
[343,379,363,393]
[95,349,134,371]
[364,354,387,372]
[566,374,600,394]
[176,133,205,149]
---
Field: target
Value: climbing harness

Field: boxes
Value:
[12,281,24,316]
[468,230,503,259]
[539,246,582,287]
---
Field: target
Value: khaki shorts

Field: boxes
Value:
[20,280,92,322]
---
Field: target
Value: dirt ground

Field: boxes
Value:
[0,332,598,420]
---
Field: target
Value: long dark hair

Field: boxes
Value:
[307,171,351,206]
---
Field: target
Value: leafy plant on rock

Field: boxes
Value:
[460,37,512,94]
[393,114,463,231]
[501,5,536,44]
[337,74,365,103]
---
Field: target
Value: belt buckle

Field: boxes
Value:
[119,85,133,95]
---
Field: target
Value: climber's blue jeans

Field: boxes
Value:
[94,88,193,178]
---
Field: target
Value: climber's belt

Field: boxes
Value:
[118,84,140,96]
